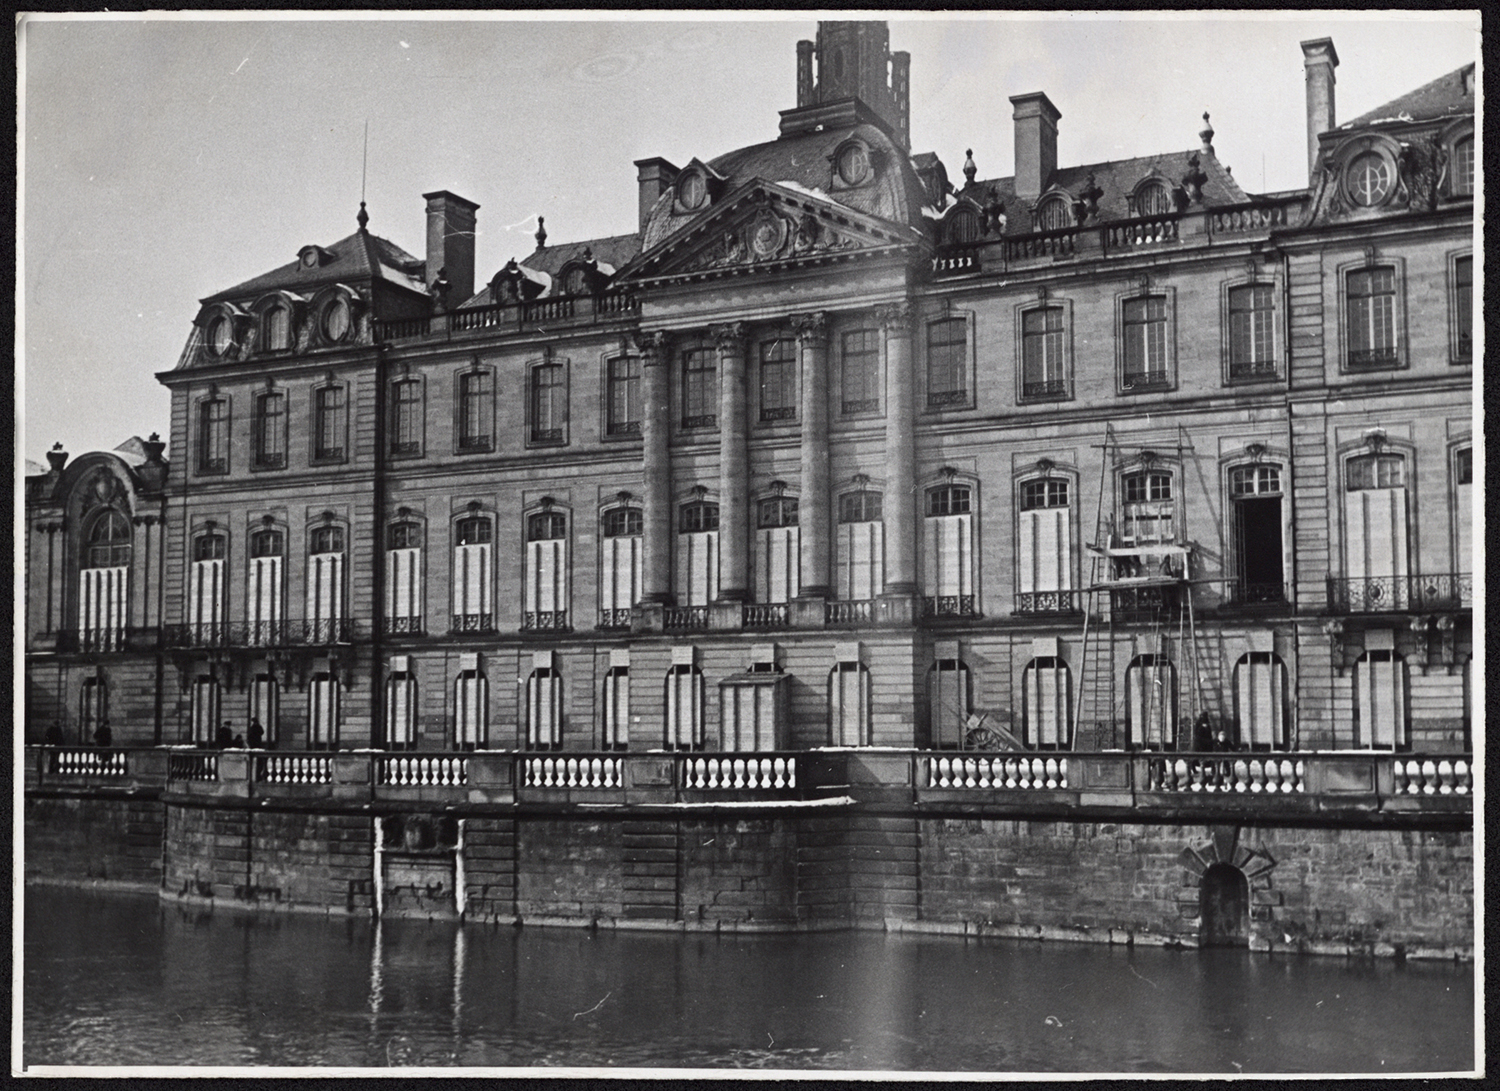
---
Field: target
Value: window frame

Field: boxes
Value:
[311,381,348,465]
[1221,276,1284,384]
[455,365,496,454]
[1034,194,1072,233]
[1448,251,1473,365]
[757,337,799,424]
[527,358,570,447]
[838,327,883,419]
[251,388,288,471]
[83,509,132,569]
[1015,300,1073,403]
[262,302,293,354]
[1337,257,1407,374]
[923,313,974,411]
[603,353,643,439]
[195,393,230,476]
[389,375,425,458]
[1449,132,1475,198]
[1131,180,1174,218]
[1116,289,1177,394]
[679,347,718,432]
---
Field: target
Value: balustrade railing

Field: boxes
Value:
[1145,755,1305,794]
[377,294,638,343]
[521,754,623,789]
[742,603,789,629]
[378,754,465,787]
[1005,229,1076,261]
[1105,216,1179,248]
[162,619,357,648]
[681,755,796,790]
[168,752,218,781]
[52,748,128,776]
[257,754,332,785]
[925,754,1066,790]
[1327,574,1470,613]
[932,248,980,274]
[1210,198,1303,234]
[825,600,875,625]
[1014,590,1082,615]
[664,605,710,631]
[1392,757,1471,796]
[55,627,150,653]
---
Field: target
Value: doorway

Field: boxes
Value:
[1233,496,1283,603]
[1199,863,1250,947]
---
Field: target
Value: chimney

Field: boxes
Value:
[422,191,479,305]
[890,50,911,150]
[1010,92,1061,202]
[796,40,815,106]
[1301,38,1339,181]
[634,157,680,235]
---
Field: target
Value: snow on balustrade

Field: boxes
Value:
[378,755,467,787]
[1393,757,1471,796]
[1147,756,1304,794]
[55,749,127,777]
[925,755,1066,790]
[255,754,332,785]
[682,756,797,790]
[521,755,623,789]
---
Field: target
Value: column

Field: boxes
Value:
[712,322,749,602]
[878,302,918,598]
[794,312,831,599]
[636,331,673,607]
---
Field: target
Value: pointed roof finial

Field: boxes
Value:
[963,148,977,185]
[357,200,369,231]
[535,215,547,249]
[1199,112,1215,153]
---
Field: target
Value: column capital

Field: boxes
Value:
[632,329,671,362]
[709,322,746,351]
[791,311,829,345]
[874,301,914,335]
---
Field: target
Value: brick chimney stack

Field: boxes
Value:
[634,158,680,235]
[1301,38,1339,182]
[422,191,479,306]
[1010,92,1061,202]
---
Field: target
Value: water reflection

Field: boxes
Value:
[23,887,1473,1073]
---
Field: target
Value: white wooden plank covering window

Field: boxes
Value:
[248,556,282,641]
[308,674,339,747]
[386,674,416,748]
[1023,657,1071,748]
[1235,653,1286,749]
[454,670,488,747]
[600,523,643,618]
[666,665,705,749]
[452,544,492,620]
[386,548,421,624]
[603,667,630,748]
[924,513,973,597]
[79,567,128,649]
[676,531,719,605]
[1345,486,1408,580]
[306,552,344,625]
[836,519,884,600]
[1018,507,1071,594]
[80,678,105,737]
[191,678,220,744]
[1455,454,1472,575]
[829,663,871,746]
[1127,656,1177,748]
[928,660,970,749]
[755,527,800,603]
[722,684,778,751]
[250,674,279,745]
[189,558,226,635]
[525,538,568,616]
[527,668,563,748]
[1355,651,1406,749]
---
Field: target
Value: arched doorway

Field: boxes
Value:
[1199,863,1249,947]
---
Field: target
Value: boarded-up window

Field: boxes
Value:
[191,677,220,744]
[526,667,562,749]
[1019,478,1071,595]
[829,662,871,746]
[1235,652,1287,750]
[81,510,131,650]
[386,673,416,749]
[600,508,643,625]
[455,669,488,749]
[80,677,106,740]
[1355,650,1407,750]
[676,502,720,606]
[836,490,884,600]
[308,673,339,748]
[722,682,781,751]
[924,485,974,602]
[602,666,629,749]
[250,673,279,746]
[385,522,422,629]
[189,533,227,641]
[755,496,800,604]
[525,510,569,628]
[248,529,283,643]
[1344,454,1408,597]
[1022,657,1071,749]
[1126,654,1177,749]
[1454,447,1472,575]
[927,659,971,749]
[452,517,493,629]
[306,526,345,633]
[665,665,705,750]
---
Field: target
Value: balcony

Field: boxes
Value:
[161,619,358,649]
[1327,574,1471,614]
[383,616,424,636]
[597,608,632,631]
[1120,370,1173,393]
[1110,586,1181,623]
[922,595,977,619]
[742,603,789,630]
[521,610,571,633]
[1227,582,1287,608]
[664,605,710,632]
[449,613,496,634]
[825,600,875,626]
[1229,358,1280,381]
[1014,590,1083,616]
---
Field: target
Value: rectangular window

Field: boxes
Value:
[1228,284,1277,378]
[197,398,228,474]
[928,659,970,749]
[250,674,279,746]
[1346,267,1398,369]
[1235,653,1286,750]
[755,497,800,605]
[188,536,226,642]
[524,510,570,630]
[1455,447,1472,576]
[602,666,630,749]
[314,385,346,461]
[247,535,283,643]
[665,664,705,750]
[386,674,416,749]
[385,525,422,633]
[80,678,106,741]
[1121,472,1175,544]
[1355,651,1407,750]
[836,491,884,601]
[1121,296,1169,389]
[600,508,643,628]
[526,668,562,749]
[452,519,493,631]
[829,662,871,746]
[1127,656,1177,749]
[308,674,339,749]
[1453,255,1472,362]
[1018,479,1072,607]
[458,370,494,452]
[923,486,975,614]
[840,329,881,415]
[253,391,286,469]
[191,678,220,745]
[1452,136,1474,196]
[391,379,422,455]
[722,680,783,751]
[1023,657,1071,748]
[607,356,642,436]
[1021,307,1068,399]
[676,503,720,606]
[759,339,798,422]
[455,670,488,748]
[681,349,717,429]
[530,362,567,444]
[926,318,968,408]
[305,537,345,637]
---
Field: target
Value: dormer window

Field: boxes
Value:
[1346,150,1395,208]
[207,315,234,357]
[264,305,291,352]
[561,264,592,297]
[834,140,872,186]
[321,297,352,343]
[298,245,331,269]
[1036,195,1071,232]
[677,170,709,212]
[1133,180,1173,217]
[1452,135,1474,197]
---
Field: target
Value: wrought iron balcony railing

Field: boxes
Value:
[1327,574,1471,613]
[1014,590,1083,616]
[383,616,424,636]
[1022,379,1071,401]
[162,619,358,648]
[522,610,570,632]
[597,608,633,631]
[1229,582,1287,607]
[1229,358,1279,380]
[1346,347,1401,371]
[923,595,978,618]
[449,613,495,634]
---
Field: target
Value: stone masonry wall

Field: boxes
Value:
[25,795,164,889]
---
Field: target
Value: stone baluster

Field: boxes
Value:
[712,322,750,603]
[793,312,832,600]
[877,302,917,614]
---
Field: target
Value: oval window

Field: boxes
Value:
[1347,152,1393,207]
[678,172,707,211]
[322,298,351,342]
[208,315,233,356]
[837,143,871,185]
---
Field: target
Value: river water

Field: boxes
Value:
[21,887,1474,1074]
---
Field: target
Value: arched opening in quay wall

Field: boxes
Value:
[1199,862,1250,947]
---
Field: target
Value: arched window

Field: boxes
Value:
[306,525,345,640]
[452,516,493,632]
[1017,477,1073,613]
[600,507,643,629]
[665,663,706,750]
[1126,654,1177,749]
[676,500,720,606]
[1022,657,1071,749]
[247,528,284,644]
[1451,135,1474,196]
[1354,649,1408,750]
[1036,195,1071,232]
[1121,470,1175,544]
[385,522,423,634]
[1133,181,1173,217]
[829,661,871,746]
[946,207,981,244]
[562,264,591,297]
[755,495,800,604]
[188,532,227,644]
[1343,452,1408,609]
[924,484,975,616]
[524,509,570,630]
[927,658,971,749]
[526,664,563,749]
[836,489,884,602]
[80,511,131,651]
[1234,652,1288,750]
[264,305,291,352]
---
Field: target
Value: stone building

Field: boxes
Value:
[24,21,1474,756]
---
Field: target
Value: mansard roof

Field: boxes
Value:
[201,224,428,305]
[462,232,642,307]
[1343,63,1476,129]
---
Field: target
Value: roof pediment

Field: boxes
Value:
[620,179,927,287]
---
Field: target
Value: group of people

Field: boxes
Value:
[212,719,269,749]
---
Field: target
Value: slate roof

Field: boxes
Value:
[1342,64,1475,129]
[461,232,643,307]
[961,147,1250,236]
[202,223,428,304]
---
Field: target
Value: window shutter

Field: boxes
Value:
[837,520,883,600]
[1236,656,1285,748]
[756,526,800,604]
[1345,487,1408,581]
[453,543,492,618]
[830,664,870,746]
[249,556,282,633]
[306,553,343,623]
[189,558,225,630]
[525,538,567,614]
[1019,507,1070,594]
[925,513,973,597]
[602,535,641,612]
[1025,659,1070,747]
[676,531,719,606]
[1357,654,1405,749]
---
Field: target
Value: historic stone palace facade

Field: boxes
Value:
[26,23,1474,758]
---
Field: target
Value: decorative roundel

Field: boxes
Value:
[1346,150,1394,207]
[677,171,708,211]
[207,315,233,356]
[750,211,788,259]
[321,297,352,342]
[836,142,871,185]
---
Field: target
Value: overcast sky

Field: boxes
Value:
[18,11,1478,465]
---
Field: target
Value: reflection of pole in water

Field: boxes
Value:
[367,918,384,1059]
[452,925,466,1050]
